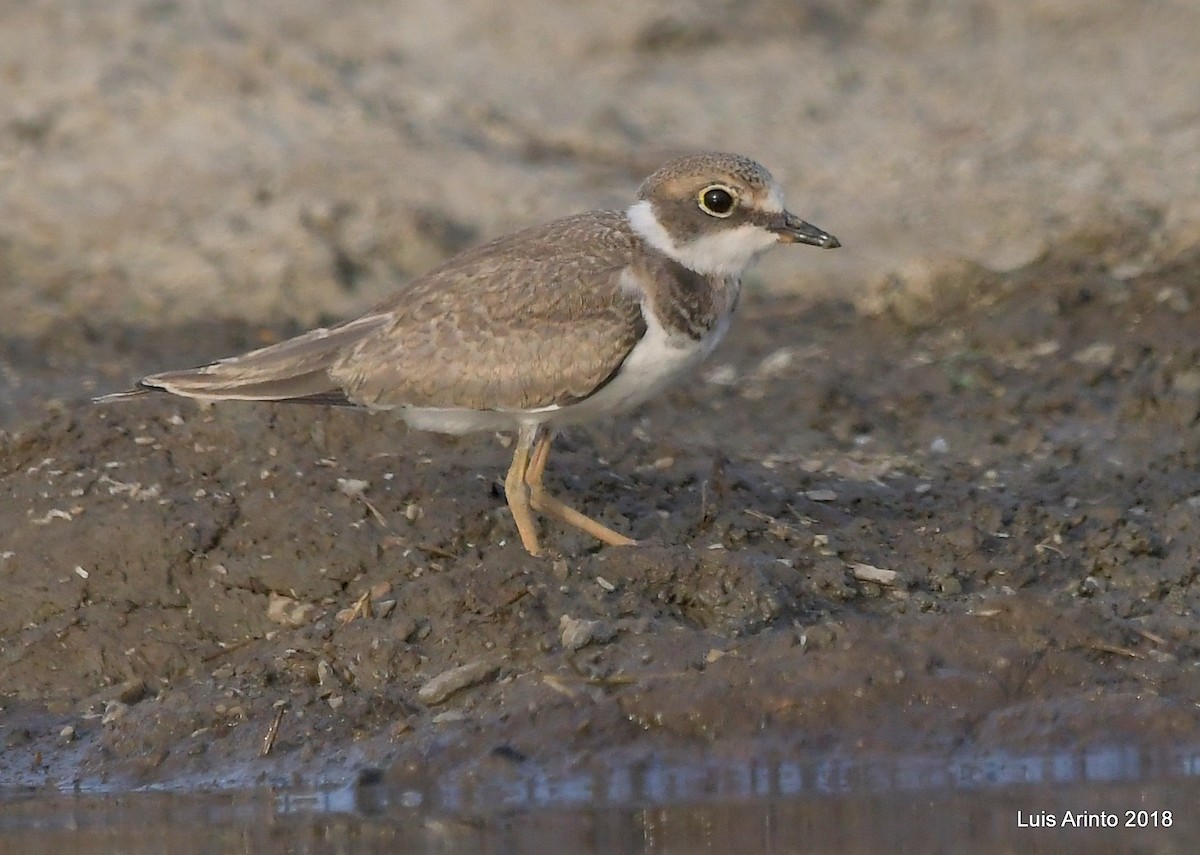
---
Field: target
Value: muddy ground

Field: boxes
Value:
[2,224,1198,792]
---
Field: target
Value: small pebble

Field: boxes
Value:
[1072,342,1115,367]
[418,661,497,705]
[559,615,617,651]
[851,563,898,586]
[267,593,318,627]
[338,478,370,497]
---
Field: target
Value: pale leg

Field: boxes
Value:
[525,427,637,547]
[504,424,542,556]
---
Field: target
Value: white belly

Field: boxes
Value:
[540,307,728,426]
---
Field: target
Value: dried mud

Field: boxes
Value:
[2,234,1199,792]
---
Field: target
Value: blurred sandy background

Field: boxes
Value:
[2,0,1197,335]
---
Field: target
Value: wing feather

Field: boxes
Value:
[134,314,390,402]
[331,212,647,411]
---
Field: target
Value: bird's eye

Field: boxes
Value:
[698,185,736,218]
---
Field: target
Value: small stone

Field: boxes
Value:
[267,592,318,627]
[1072,342,1116,367]
[756,347,794,376]
[559,615,617,651]
[375,599,397,618]
[338,478,370,497]
[418,661,497,705]
[851,563,898,586]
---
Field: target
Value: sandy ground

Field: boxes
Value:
[1,0,1199,797]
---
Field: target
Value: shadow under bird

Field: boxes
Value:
[98,152,840,556]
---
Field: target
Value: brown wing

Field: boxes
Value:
[330,211,648,411]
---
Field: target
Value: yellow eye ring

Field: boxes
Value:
[698,184,737,218]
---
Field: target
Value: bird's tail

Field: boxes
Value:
[94,313,388,406]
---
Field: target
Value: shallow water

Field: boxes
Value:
[2,744,1196,853]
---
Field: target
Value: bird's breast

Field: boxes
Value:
[541,295,731,427]
[630,252,740,342]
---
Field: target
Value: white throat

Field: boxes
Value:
[626,199,781,278]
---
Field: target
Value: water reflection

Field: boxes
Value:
[1,743,1196,854]
[345,741,1200,816]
